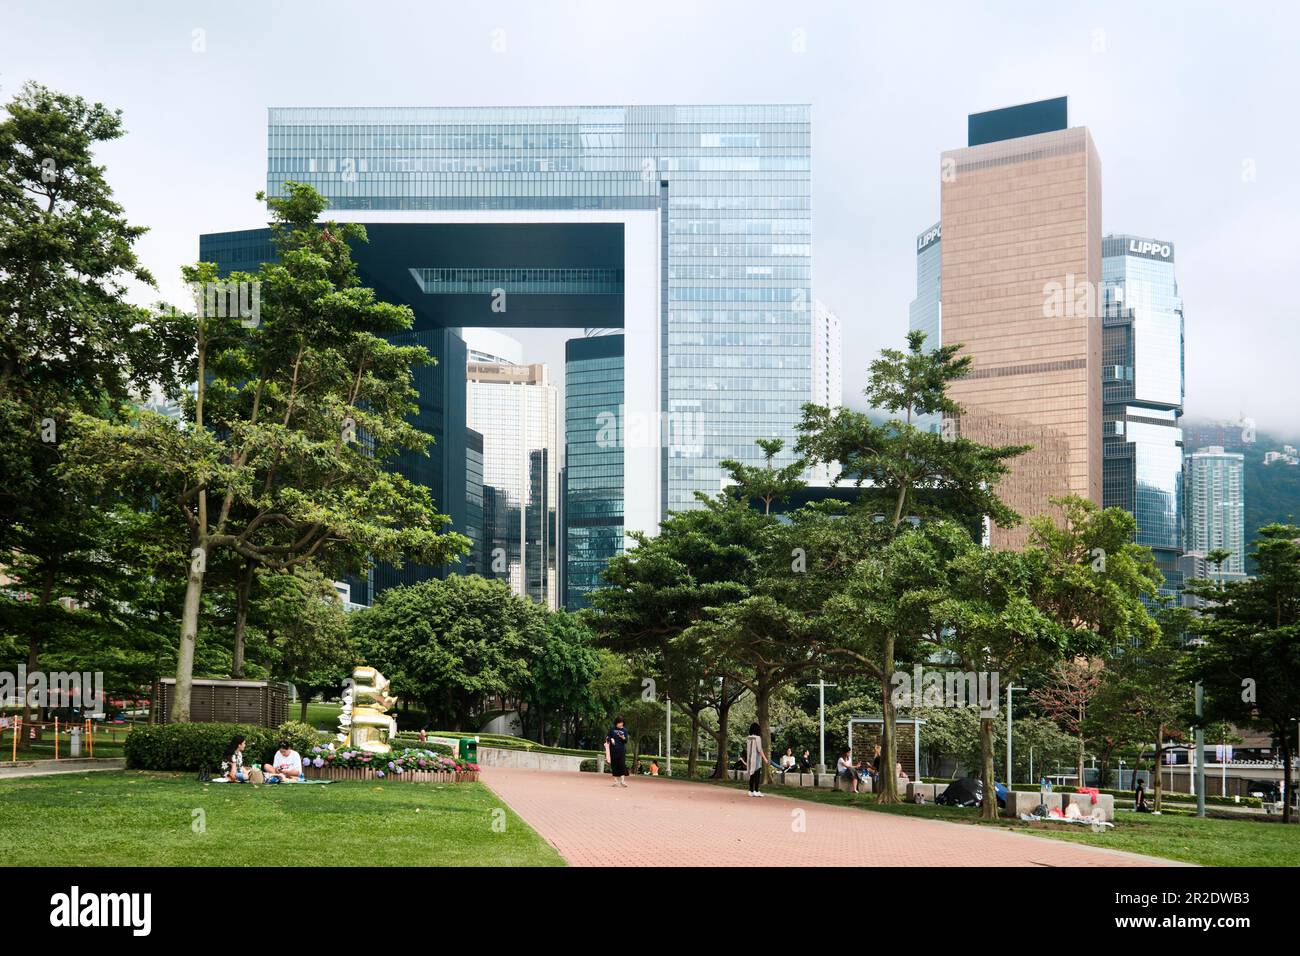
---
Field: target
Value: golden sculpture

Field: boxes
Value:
[338,666,397,754]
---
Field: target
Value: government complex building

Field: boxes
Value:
[202,105,818,606]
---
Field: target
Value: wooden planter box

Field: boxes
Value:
[304,766,479,783]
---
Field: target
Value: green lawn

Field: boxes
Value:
[0,771,563,867]
[698,777,1300,867]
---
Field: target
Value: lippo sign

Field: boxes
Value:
[1127,237,1174,262]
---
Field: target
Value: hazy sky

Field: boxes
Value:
[4,0,1297,433]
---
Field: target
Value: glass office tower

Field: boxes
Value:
[1101,234,1185,599]
[908,222,942,433]
[564,333,625,609]
[467,363,559,608]
[265,105,812,514]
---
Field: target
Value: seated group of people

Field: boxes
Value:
[835,745,908,793]
[215,735,305,784]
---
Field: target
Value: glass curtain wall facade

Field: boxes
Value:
[908,222,942,433]
[1101,234,1185,599]
[466,363,559,608]
[564,334,625,609]
[266,105,812,513]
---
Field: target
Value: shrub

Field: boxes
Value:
[390,736,453,756]
[125,723,270,771]
[305,744,478,775]
[125,721,330,771]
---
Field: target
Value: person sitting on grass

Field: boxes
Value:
[263,740,304,783]
[217,735,249,783]
[836,748,859,793]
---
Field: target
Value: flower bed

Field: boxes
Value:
[303,745,480,783]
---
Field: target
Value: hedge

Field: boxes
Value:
[125,721,327,772]
[389,737,453,757]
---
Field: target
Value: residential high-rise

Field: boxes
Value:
[467,362,559,608]
[939,97,1103,548]
[809,300,842,484]
[1185,445,1246,577]
[564,333,625,609]
[1101,234,1185,599]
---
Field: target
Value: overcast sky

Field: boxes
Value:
[4,0,1297,435]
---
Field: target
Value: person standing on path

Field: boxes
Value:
[744,723,770,797]
[605,716,630,788]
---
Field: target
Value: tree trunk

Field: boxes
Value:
[1282,732,1293,825]
[877,634,900,804]
[299,696,309,723]
[711,691,733,779]
[171,551,206,723]
[231,560,255,678]
[1076,732,1085,788]
[979,716,998,819]
[687,708,700,779]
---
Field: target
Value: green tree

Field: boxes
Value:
[1187,524,1300,823]
[67,182,468,720]
[515,611,600,747]
[255,567,353,722]
[795,330,1027,804]
[349,575,542,730]
[0,83,181,743]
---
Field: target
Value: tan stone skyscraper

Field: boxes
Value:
[940,98,1102,548]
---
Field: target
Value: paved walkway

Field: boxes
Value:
[481,768,1185,867]
[0,758,125,779]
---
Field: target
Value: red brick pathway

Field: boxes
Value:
[481,768,1184,867]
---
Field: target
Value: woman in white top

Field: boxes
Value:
[744,723,770,796]
[780,747,796,778]
[836,748,859,793]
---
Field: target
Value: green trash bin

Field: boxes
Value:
[458,736,478,763]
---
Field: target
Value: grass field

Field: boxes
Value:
[0,771,563,867]
[698,777,1300,867]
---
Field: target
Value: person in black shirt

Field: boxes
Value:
[605,716,630,788]
[798,749,813,773]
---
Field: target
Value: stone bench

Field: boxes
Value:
[1062,791,1114,822]
[1001,790,1064,818]
[907,782,943,803]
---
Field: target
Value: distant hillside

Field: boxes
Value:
[1184,419,1300,568]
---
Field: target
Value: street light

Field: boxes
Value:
[1006,686,1026,785]
[805,678,837,774]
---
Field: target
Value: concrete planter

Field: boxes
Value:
[1062,791,1114,821]
[1002,790,1063,818]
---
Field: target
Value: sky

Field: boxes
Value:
[3,0,1297,435]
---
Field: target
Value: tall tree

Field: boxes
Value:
[0,83,182,743]
[67,182,468,719]
[1187,524,1300,823]
[795,330,1027,803]
[1031,656,1106,789]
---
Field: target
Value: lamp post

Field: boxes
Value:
[665,694,672,778]
[1195,682,1205,817]
[1006,686,1025,784]
[805,678,837,774]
